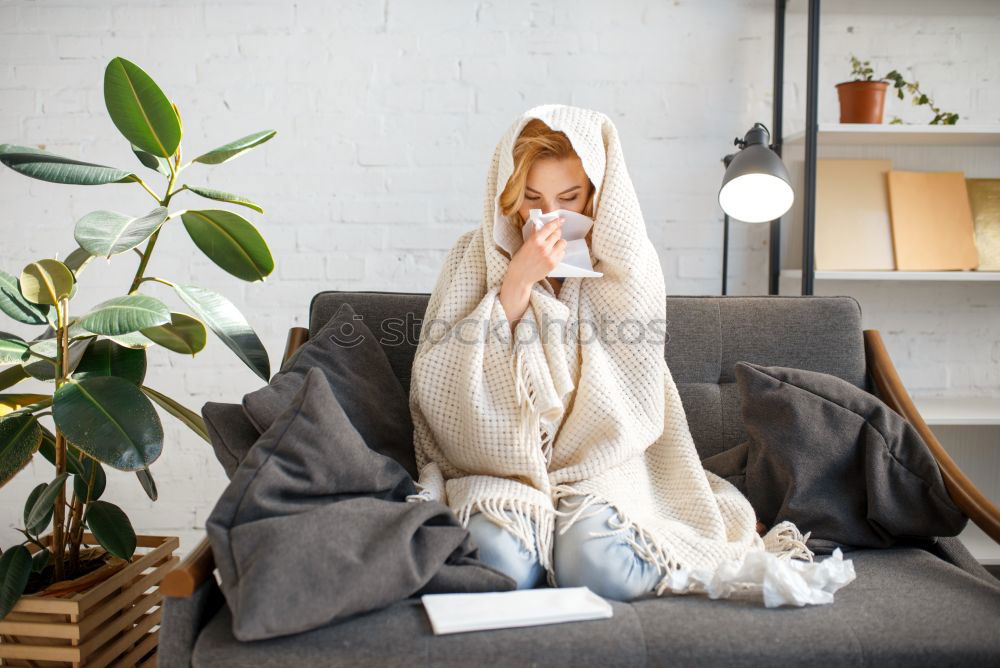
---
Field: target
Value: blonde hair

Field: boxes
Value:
[499,118,596,228]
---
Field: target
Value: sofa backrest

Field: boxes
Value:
[309,292,868,460]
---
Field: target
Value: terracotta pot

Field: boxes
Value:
[835,80,889,124]
[0,534,179,667]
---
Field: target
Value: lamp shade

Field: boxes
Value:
[718,127,794,223]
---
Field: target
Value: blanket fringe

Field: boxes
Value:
[457,496,558,588]
[404,462,445,504]
[511,339,555,468]
[552,487,619,532]
[761,520,815,562]
[550,483,815,597]
[404,488,433,503]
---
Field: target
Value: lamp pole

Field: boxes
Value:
[802,0,821,295]
[770,0,786,295]
[721,153,735,296]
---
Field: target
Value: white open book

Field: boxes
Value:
[421,586,613,635]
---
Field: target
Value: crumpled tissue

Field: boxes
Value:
[660,547,856,608]
[524,208,603,278]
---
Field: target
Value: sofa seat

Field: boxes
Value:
[190,548,1000,668]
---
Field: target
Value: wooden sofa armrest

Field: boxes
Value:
[865,329,1000,548]
[282,326,310,367]
[161,536,214,597]
[162,325,313,598]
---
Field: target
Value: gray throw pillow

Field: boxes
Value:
[242,301,417,480]
[703,361,968,554]
[207,367,515,641]
[700,440,748,496]
[201,401,260,479]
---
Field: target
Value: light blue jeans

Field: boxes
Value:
[466,494,663,601]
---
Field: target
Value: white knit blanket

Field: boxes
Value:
[406,104,815,595]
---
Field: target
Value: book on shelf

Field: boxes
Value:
[967,178,1000,271]
[816,159,896,271]
[886,170,979,271]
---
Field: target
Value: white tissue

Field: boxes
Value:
[660,547,856,608]
[525,208,603,278]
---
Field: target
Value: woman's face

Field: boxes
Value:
[517,155,592,223]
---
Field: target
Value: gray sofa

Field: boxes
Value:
[159,292,1000,667]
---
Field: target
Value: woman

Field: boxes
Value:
[406,104,813,602]
[496,115,594,308]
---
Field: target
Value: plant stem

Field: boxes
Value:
[127,150,179,295]
[136,276,175,288]
[128,228,162,295]
[66,494,83,575]
[133,177,162,203]
[18,530,49,559]
[51,299,70,582]
[66,453,94,575]
[163,184,186,208]
[15,397,53,413]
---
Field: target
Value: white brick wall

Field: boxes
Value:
[1,0,998,556]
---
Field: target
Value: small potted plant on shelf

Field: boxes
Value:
[835,56,890,123]
[0,56,275,666]
[836,55,959,125]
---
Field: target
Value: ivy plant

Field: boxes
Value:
[847,54,959,125]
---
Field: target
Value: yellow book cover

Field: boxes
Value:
[886,170,979,271]
[816,159,895,271]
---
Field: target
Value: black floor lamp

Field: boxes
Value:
[718,122,794,295]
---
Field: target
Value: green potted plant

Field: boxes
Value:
[0,56,275,665]
[836,55,959,125]
[835,56,890,123]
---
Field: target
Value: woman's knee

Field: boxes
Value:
[466,512,544,590]
[554,498,660,601]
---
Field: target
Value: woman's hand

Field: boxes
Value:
[499,217,565,331]
[756,520,767,536]
[509,217,566,287]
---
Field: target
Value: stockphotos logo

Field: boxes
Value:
[326,302,672,350]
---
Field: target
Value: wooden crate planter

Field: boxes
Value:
[0,534,179,667]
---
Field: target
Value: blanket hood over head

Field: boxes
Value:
[486,103,652,291]
[406,103,817,596]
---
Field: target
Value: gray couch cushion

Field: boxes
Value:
[699,438,748,493]
[207,368,514,641]
[193,597,647,668]
[245,300,417,480]
[160,578,226,668]
[201,401,260,479]
[192,548,1000,667]
[930,536,1000,588]
[633,547,1000,667]
[309,291,430,397]
[707,361,967,554]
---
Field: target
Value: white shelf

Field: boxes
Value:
[784,123,1000,147]
[958,524,1000,567]
[780,269,1000,282]
[912,396,1000,426]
